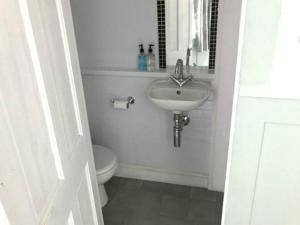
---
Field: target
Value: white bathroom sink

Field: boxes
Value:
[147,79,210,113]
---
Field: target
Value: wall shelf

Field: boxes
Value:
[81,67,214,80]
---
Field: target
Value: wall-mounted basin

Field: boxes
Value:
[147,79,210,113]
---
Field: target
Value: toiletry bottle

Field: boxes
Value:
[138,44,147,71]
[147,44,156,71]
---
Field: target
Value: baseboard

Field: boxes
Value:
[115,163,209,188]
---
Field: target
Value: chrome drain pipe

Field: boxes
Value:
[174,114,183,147]
[173,113,190,147]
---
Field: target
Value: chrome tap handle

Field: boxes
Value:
[186,48,192,75]
[175,59,184,79]
[170,75,181,86]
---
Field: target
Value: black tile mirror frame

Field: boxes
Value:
[157,0,219,70]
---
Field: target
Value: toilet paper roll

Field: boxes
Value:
[113,100,128,110]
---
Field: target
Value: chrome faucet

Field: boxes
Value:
[170,57,193,87]
[175,59,184,80]
[186,48,192,75]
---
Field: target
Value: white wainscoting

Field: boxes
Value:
[116,163,209,188]
[223,96,300,225]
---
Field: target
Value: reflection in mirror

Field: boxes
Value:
[157,0,219,70]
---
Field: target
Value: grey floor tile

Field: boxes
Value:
[103,199,130,215]
[160,195,190,219]
[107,177,143,191]
[104,184,119,201]
[190,187,223,202]
[122,178,143,190]
[103,206,129,225]
[188,199,218,223]
[103,178,223,225]
[158,215,197,225]
[141,180,165,193]
[215,201,223,224]
[141,181,191,198]
[217,192,224,204]
[108,190,144,212]
[135,192,162,219]
[162,183,191,198]
[104,218,126,225]
[106,190,162,221]
[105,177,124,200]
[106,176,126,187]
[126,214,159,225]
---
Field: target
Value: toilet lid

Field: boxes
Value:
[92,144,117,174]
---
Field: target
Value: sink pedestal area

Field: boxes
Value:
[173,113,190,147]
[147,78,210,147]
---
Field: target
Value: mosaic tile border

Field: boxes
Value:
[157,0,219,70]
[157,0,166,69]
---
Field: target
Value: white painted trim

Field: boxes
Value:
[18,0,64,180]
[81,67,215,80]
[84,163,99,225]
[0,200,11,225]
[55,0,83,136]
[221,0,249,224]
[115,163,209,188]
[67,212,75,225]
[239,87,300,100]
[208,0,245,192]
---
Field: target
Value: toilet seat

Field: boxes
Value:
[92,144,117,175]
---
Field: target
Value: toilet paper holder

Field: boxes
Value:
[111,96,135,108]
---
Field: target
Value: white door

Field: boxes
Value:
[222,0,300,225]
[0,0,103,225]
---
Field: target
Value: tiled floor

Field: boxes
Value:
[102,177,223,225]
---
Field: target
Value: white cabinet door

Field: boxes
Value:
[0,0,102,225]
[223,97,300,225]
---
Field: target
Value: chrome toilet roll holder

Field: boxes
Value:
[111,96,135,108]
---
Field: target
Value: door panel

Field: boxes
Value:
[251,123,300,225]
[222,0,300,223]
[0,0,102,224]
[223,97,300,225]
[56,0,84,137]
[67,212,78,225]
[0,98,37,225]
[77,164,99,225]
[69,210,83,225]
[1,1,63,221]
[32,0,84,155]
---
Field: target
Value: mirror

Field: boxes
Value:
[157,0,219,71]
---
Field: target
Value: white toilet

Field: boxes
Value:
[92,144,118,206]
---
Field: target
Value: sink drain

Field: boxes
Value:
[176,90,181,95]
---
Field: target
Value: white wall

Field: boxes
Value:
[209,0,245,191]
[70,0,242,191]
[82,74,213,187]
[71,0,159,69]
[239,0,281,87]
